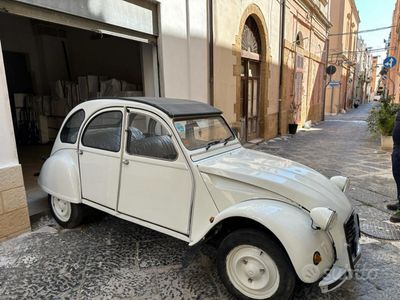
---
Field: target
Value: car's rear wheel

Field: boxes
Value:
[49,195,84,228]
[217,229,296,300]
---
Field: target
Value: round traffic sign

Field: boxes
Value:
[383,56,397,69]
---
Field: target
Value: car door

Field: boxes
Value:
[118,109,193,234]
[79,108,124,209]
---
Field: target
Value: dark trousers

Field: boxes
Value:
[392,148,400,201]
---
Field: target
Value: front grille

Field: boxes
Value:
[344,213,360,263]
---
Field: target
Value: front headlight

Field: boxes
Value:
[310,207,336,230]
[330,176,350,193]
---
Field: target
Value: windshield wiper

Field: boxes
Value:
[205,140,222,151]
[205,136,234,150]
[223,136,233,146]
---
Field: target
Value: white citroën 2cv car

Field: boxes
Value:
[39,97,360,300]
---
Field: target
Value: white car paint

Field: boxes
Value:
[118,108,193,234]
[78,107,125,209]
[197,147,352,218]
[38,149,81,203]
[38,98,360,295]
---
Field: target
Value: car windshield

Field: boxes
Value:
[174,116,235,151]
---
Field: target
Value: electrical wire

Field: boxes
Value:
[329,25,395,37]
[330,47,396,55]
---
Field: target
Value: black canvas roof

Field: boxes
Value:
[109,97,222,118]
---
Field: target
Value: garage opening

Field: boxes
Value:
[0,12,158,216]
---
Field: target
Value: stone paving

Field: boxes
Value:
[1,103,400,299]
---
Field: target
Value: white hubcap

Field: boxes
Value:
[51,196,71,222]
[226,245,280,299]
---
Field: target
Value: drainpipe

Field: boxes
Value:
[278,0,286,135]
[321,37,330,120]
[208,0,214,106]
[305,15,313,123]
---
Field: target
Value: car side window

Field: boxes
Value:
[60,109,85,144]
[82,111,122,152]
[126,113,178,160]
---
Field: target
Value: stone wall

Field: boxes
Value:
[0,165,31,241]
[0,42,31,241]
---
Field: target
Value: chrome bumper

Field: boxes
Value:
[319,248,361,293]
[320,212,361,294]
[319,265,348,293]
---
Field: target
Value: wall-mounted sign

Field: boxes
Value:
[328,81,341,87]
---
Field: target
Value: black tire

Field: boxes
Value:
[48,195,84,228]
[217,228,296,300]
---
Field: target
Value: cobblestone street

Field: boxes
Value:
[1,103,400,300]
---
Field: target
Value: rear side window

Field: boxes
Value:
[60,109,85,144]
[82,111,122,152]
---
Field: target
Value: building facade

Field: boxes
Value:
[213,0,333,139]
[354,37,372,103]
[280,0,331,132]
[212,0,282,141]
[387,0,400,103]
[370,56,379,98]
[325,0,360,114]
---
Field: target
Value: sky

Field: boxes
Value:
[355,0,397,63]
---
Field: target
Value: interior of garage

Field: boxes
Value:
[0,12,155,216]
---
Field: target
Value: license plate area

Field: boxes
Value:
[344,213,361,268]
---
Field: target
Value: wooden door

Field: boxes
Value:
[294,54,304,124]
[240,59,260,141]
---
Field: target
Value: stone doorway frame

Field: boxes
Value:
[233,4,270,141]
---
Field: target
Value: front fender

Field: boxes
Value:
[38,149,81,203]
[192,199,335,283]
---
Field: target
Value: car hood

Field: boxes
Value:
[197,148,352,219]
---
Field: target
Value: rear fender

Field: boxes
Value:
[38,149,81,203]
[192,199,335,283]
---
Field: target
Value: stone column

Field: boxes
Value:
[0,42,31,241]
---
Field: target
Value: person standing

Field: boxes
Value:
[389,111,400,222]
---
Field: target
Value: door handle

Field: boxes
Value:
[79,150,83,155]
[122,159,129,165]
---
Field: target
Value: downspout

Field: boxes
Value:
[278,0,286,135]
[321,37,330,120]
[321,0,332,120]
[208,0,214,106]
[305,14,313,122]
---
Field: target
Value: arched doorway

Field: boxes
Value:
[240,16,262,141]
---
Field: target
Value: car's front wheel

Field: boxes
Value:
[49,195,84,228]
[217,229,296,300]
